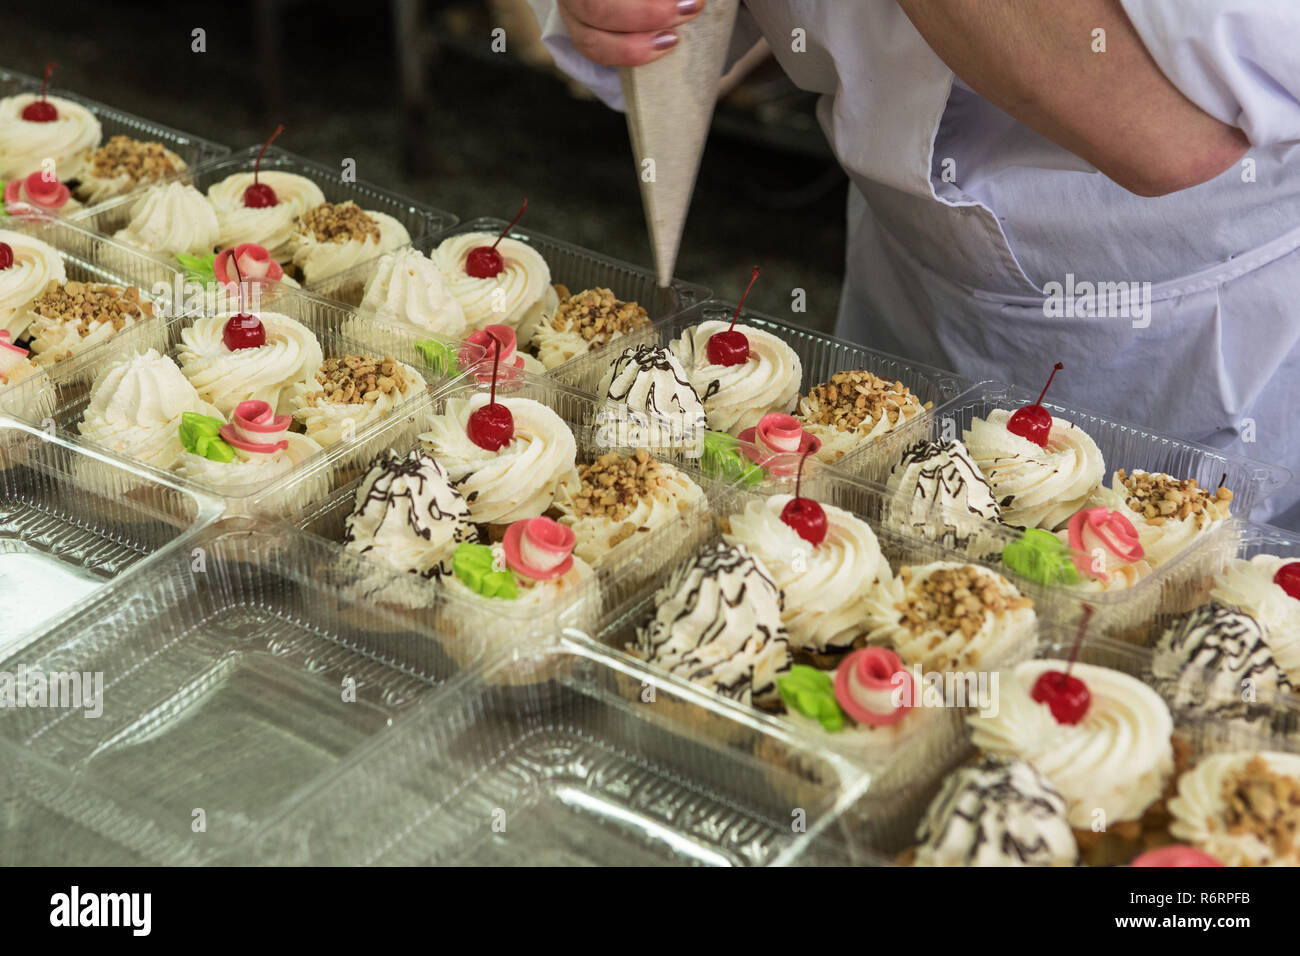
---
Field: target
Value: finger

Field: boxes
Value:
[561,11,681,67]
[566,0,702,34]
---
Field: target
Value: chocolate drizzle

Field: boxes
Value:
[604,344,706,415]
[889,438,1001,552]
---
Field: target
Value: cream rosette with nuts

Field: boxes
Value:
[354,246,467,337]
[1168,751,1300,867]
[1210,554,1300,683]
[113,181,220,259]
[723,494,890,659]
[290,201,410,286]
[0,93,101,182]
[669,320,802,435]
[863,561,1036,672]
[177,311,324,417]
[798,369,931,463]
[553,450,704,565]
[0,229,66,341]
[963,409,1105,531]
[432,232,558,346]
[74,135,187,205]
[418,394,578,527]
[1090,468,1233,568]
[23,281,157,367]
[287,353,426,446]
[531,286,651,370]
[208,171,327,261]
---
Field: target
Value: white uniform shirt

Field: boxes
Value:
[529,0,1300,527]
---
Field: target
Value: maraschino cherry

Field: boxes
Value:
[21,62,59,122]
[0,243,13,271]
[465,199,528,279]
[1031,605,1094,725]
[1007,361,1064,447]
[1274,562,1300,601]
[466,333,515,451]
[220,255,266,351]
[779,449,827,547]
[706,266,759,366]
[243,125,284,208]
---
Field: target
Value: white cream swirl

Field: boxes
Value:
[287,356,425,446]
[25,285,155,367]
[355,247,466,336]
[176,311,324,416]
[207,172,326,261]
[669,320,802,434]
[444,545,594,611]
[174,431,322,495]
[723,494,889,655]
[113,182,219,258]
[432,232,556,344]
[73,140,187,204]
[969,659,1174,828]
[0,229,65,340]
[418,394,578,525]
[291,209,410,285]
[1212,554,1300,683]
[1168,752,1300,866]
[598,343,707,430]
[78,348,222,470]
[0,94,101,181]
[885,438,1002,549]
[963,409,1105,531]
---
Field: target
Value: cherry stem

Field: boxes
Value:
[254,124,284,186]
[487,333,501,405]
[1218,472,1227,490]
[228,252,245,314]
[794,448,811,500]
[1033,361,1064,407]
[729,266,760,333]
[491,199,528,251]
[40,61,56,100]
[1059,604,1094,687]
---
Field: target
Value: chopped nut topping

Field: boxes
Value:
[1117,469,1233,529]
[895,565,1032,639]
[29,280,154,338]
[306,354,406,405]
[567,449,667,523]
[550,287,649,348]
[1218,756,1300,861]
[800,369,930,432]
[89,135,182,184]
[295,201,381,244]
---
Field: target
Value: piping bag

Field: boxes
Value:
[620,0,740,287]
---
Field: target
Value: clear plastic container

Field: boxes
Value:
[0,521,490,866]
[0,280,477,515]
[551,299,972,470]
[69,144,456,275]
[0,417,223,661]
[235,638,869,866]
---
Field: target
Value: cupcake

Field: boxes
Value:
[0,83,101,182]
[669,318,801,434]
[723,492,890,662]
[1211,555,1300,681]
[530,286,650,370]
[1168,752,1300,866]
[112,181,220,259]
[863,562,1037,672]
[445,516,592,610]
[1150,604,1296,734]
[290,200,410,286]
[342,448,476,579]
[0,330,40,394]
[553,449,704,566]
[176,311,324,417]
[173,400,323,495]
[461,325,544,379]
[1054,506,1152,592]
[287,353,426,446]
[969,659,1175,863]
[23,280,157,367]
[431,229,558,346]
[208,170,327,262]
[963,408,1105,531]
[884,437,1002,550]
[74,135,187,205]
[1091,469,1234,567]
[797,370,930,463]
[77,347,222,470]
[0,229,66,341]
[418,393,578,527]
[353,246,467,337]
[597,343,707,448]
[3,170,81,217]
[907,755,1078,867]
[631,541,792,707]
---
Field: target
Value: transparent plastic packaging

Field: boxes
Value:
[0,522,490,866]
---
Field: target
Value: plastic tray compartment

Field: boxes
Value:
[282,370,733,652]
[239,639,868,866]
[72,145,455,273]
[551,299,971,469]
[0,417,222,662]
[0,523,489,866]
[0,282,473,516]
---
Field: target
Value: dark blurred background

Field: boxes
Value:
[2,0,847,329]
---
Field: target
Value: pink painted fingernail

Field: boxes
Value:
[653,31,678,51]
[676,0,701,14]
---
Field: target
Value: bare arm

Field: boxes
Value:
[895,0,1250,196]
